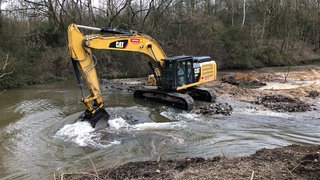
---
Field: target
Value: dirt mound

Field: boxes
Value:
[194,103,233,115]
[255,94,312,112]
[247,145,320,180]
[307,90,320,98]
[221,72,267,87]
[60,145,320,180]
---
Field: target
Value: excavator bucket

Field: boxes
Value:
[79,108,110,128]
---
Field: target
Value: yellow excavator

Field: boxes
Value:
[68,24,217,127]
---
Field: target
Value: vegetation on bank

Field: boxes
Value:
[0,0,320,89]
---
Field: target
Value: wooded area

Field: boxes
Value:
[0,0,320,89]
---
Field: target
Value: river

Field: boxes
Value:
[0,80,319,179]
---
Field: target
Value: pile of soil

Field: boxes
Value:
[307,90,320,98]
[255,94,312,112]
[221,72,267,87]
[61,144,320,180]
[194,103,233,115]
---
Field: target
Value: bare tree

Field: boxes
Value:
[87,0,96,24]
[94,0,131,27]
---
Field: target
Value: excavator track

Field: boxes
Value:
[183,87,217,102]
[134,88,194,111]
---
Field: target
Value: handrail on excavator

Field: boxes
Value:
[76,24,135,35]
[76,24,101,31]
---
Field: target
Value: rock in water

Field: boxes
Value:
[195,103,233,115]
[255,94,312,112]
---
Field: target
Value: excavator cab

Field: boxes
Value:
[161,56,193,90]
[161,56,213,90]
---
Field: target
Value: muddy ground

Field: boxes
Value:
[63,66,320,179]
[61,145,320,180]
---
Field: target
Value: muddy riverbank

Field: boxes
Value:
[59,144,320,179]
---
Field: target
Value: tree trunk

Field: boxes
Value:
[87,0,96,24]
[240,0,246,30]
[46,0,58,26]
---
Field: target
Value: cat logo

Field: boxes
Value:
[116,41,125,48]
[109,40,128,49]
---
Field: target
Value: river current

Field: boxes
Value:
[0,80,319,179]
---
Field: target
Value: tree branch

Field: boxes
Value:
[0,68,14,79]
[2,53,9,70]
[0,53,14,79]
[0,90,6,96]
[23,0,46,7]
[108,0,130,27]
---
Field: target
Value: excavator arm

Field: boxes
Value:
[68,24,108,127]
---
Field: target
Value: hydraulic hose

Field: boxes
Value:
[71,58,85,98]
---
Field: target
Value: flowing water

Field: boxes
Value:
[0,80,319,179]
